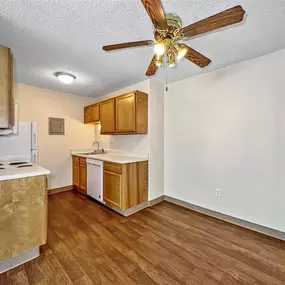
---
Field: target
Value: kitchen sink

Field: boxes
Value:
[81,150,105,155]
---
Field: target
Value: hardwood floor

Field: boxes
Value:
[1,190,285,285]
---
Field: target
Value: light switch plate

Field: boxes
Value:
[49,117,65,135]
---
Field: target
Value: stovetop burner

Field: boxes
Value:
[9,162,28,166]
[17,165,33,168]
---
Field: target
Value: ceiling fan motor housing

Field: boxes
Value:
[165,14,182,29]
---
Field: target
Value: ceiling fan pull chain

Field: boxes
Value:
[165,55,168,92]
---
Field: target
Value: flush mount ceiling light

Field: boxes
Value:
[54,72,76,84]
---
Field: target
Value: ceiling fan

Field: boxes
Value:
[102,0,245,76]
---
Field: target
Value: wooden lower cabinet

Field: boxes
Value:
[103,170,122,208]
[0,175,47,262]
[103,161,148,211]
[79,161,87,193]
[73,158,80,188]
[72,156,87,194]
[72,156,149,211]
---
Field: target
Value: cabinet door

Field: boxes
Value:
[100,99,115,134]
[84,106,92,124]
[73,161,80,188]
[103,170,121,209]
[116,93,136,133]
[0,46,11,129]
[91,103,100,122]
[79,163,87,193]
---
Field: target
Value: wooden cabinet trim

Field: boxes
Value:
[104,162,122,174]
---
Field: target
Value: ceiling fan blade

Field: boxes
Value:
[141,0,168,30]
[103,40,154,51]
[146,55,158,76]
[181,5,245,38]
[184,45,211,68]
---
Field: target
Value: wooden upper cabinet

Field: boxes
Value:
[84,103,100,124]
[116,93,136,133]
[83,90,148,134]
[84,106,92,124]
[116,91,148,134]
[0,46,13,129]
[100,99,116,134]
[91,103,100,122]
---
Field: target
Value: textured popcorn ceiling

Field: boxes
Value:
[0,0,285,97]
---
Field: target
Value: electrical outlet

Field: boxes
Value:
[216,189,221,197]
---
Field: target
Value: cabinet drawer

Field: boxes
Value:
[79,157,86,165]
[104,162,122,174]
[73,156,79,163]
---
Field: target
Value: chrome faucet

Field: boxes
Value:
[92,141,105,154]
[92,141,100,151]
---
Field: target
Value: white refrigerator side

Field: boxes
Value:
[31,123,38,150]
[0,122,32,161]
[31,150,38,165]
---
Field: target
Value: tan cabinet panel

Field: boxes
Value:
[0,46,13,129]
[0,175,47,262]
[84,106,92,124]
[72,159,80,189]
[103,170,121,209]
[79,160,87,193]
[72,156,87,194]
[91,103,100,122]
[100,99,115,134]
[116,93,136,133]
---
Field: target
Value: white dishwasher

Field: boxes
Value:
[86,159,104,203]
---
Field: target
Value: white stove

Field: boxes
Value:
[0,160,34,170]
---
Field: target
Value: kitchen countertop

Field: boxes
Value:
[0,165,50,181]
[71,149,149,164]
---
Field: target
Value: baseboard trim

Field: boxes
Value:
[106,201,149,217]
[0,247,40,274]
[48,185,73,195]
[149,195,165,206]
[164,195,285,241]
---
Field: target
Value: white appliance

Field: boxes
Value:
[0,122,38,164]
[0,103,19,135]
[87,158,104,203]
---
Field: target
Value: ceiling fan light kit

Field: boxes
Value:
[102,0,246,77]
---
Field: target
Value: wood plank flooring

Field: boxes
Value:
[1,190,285,285]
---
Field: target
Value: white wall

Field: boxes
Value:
[15,83,94,189]
[165,49,285,232]
[149,80,164,200]
[93,79,165,200]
